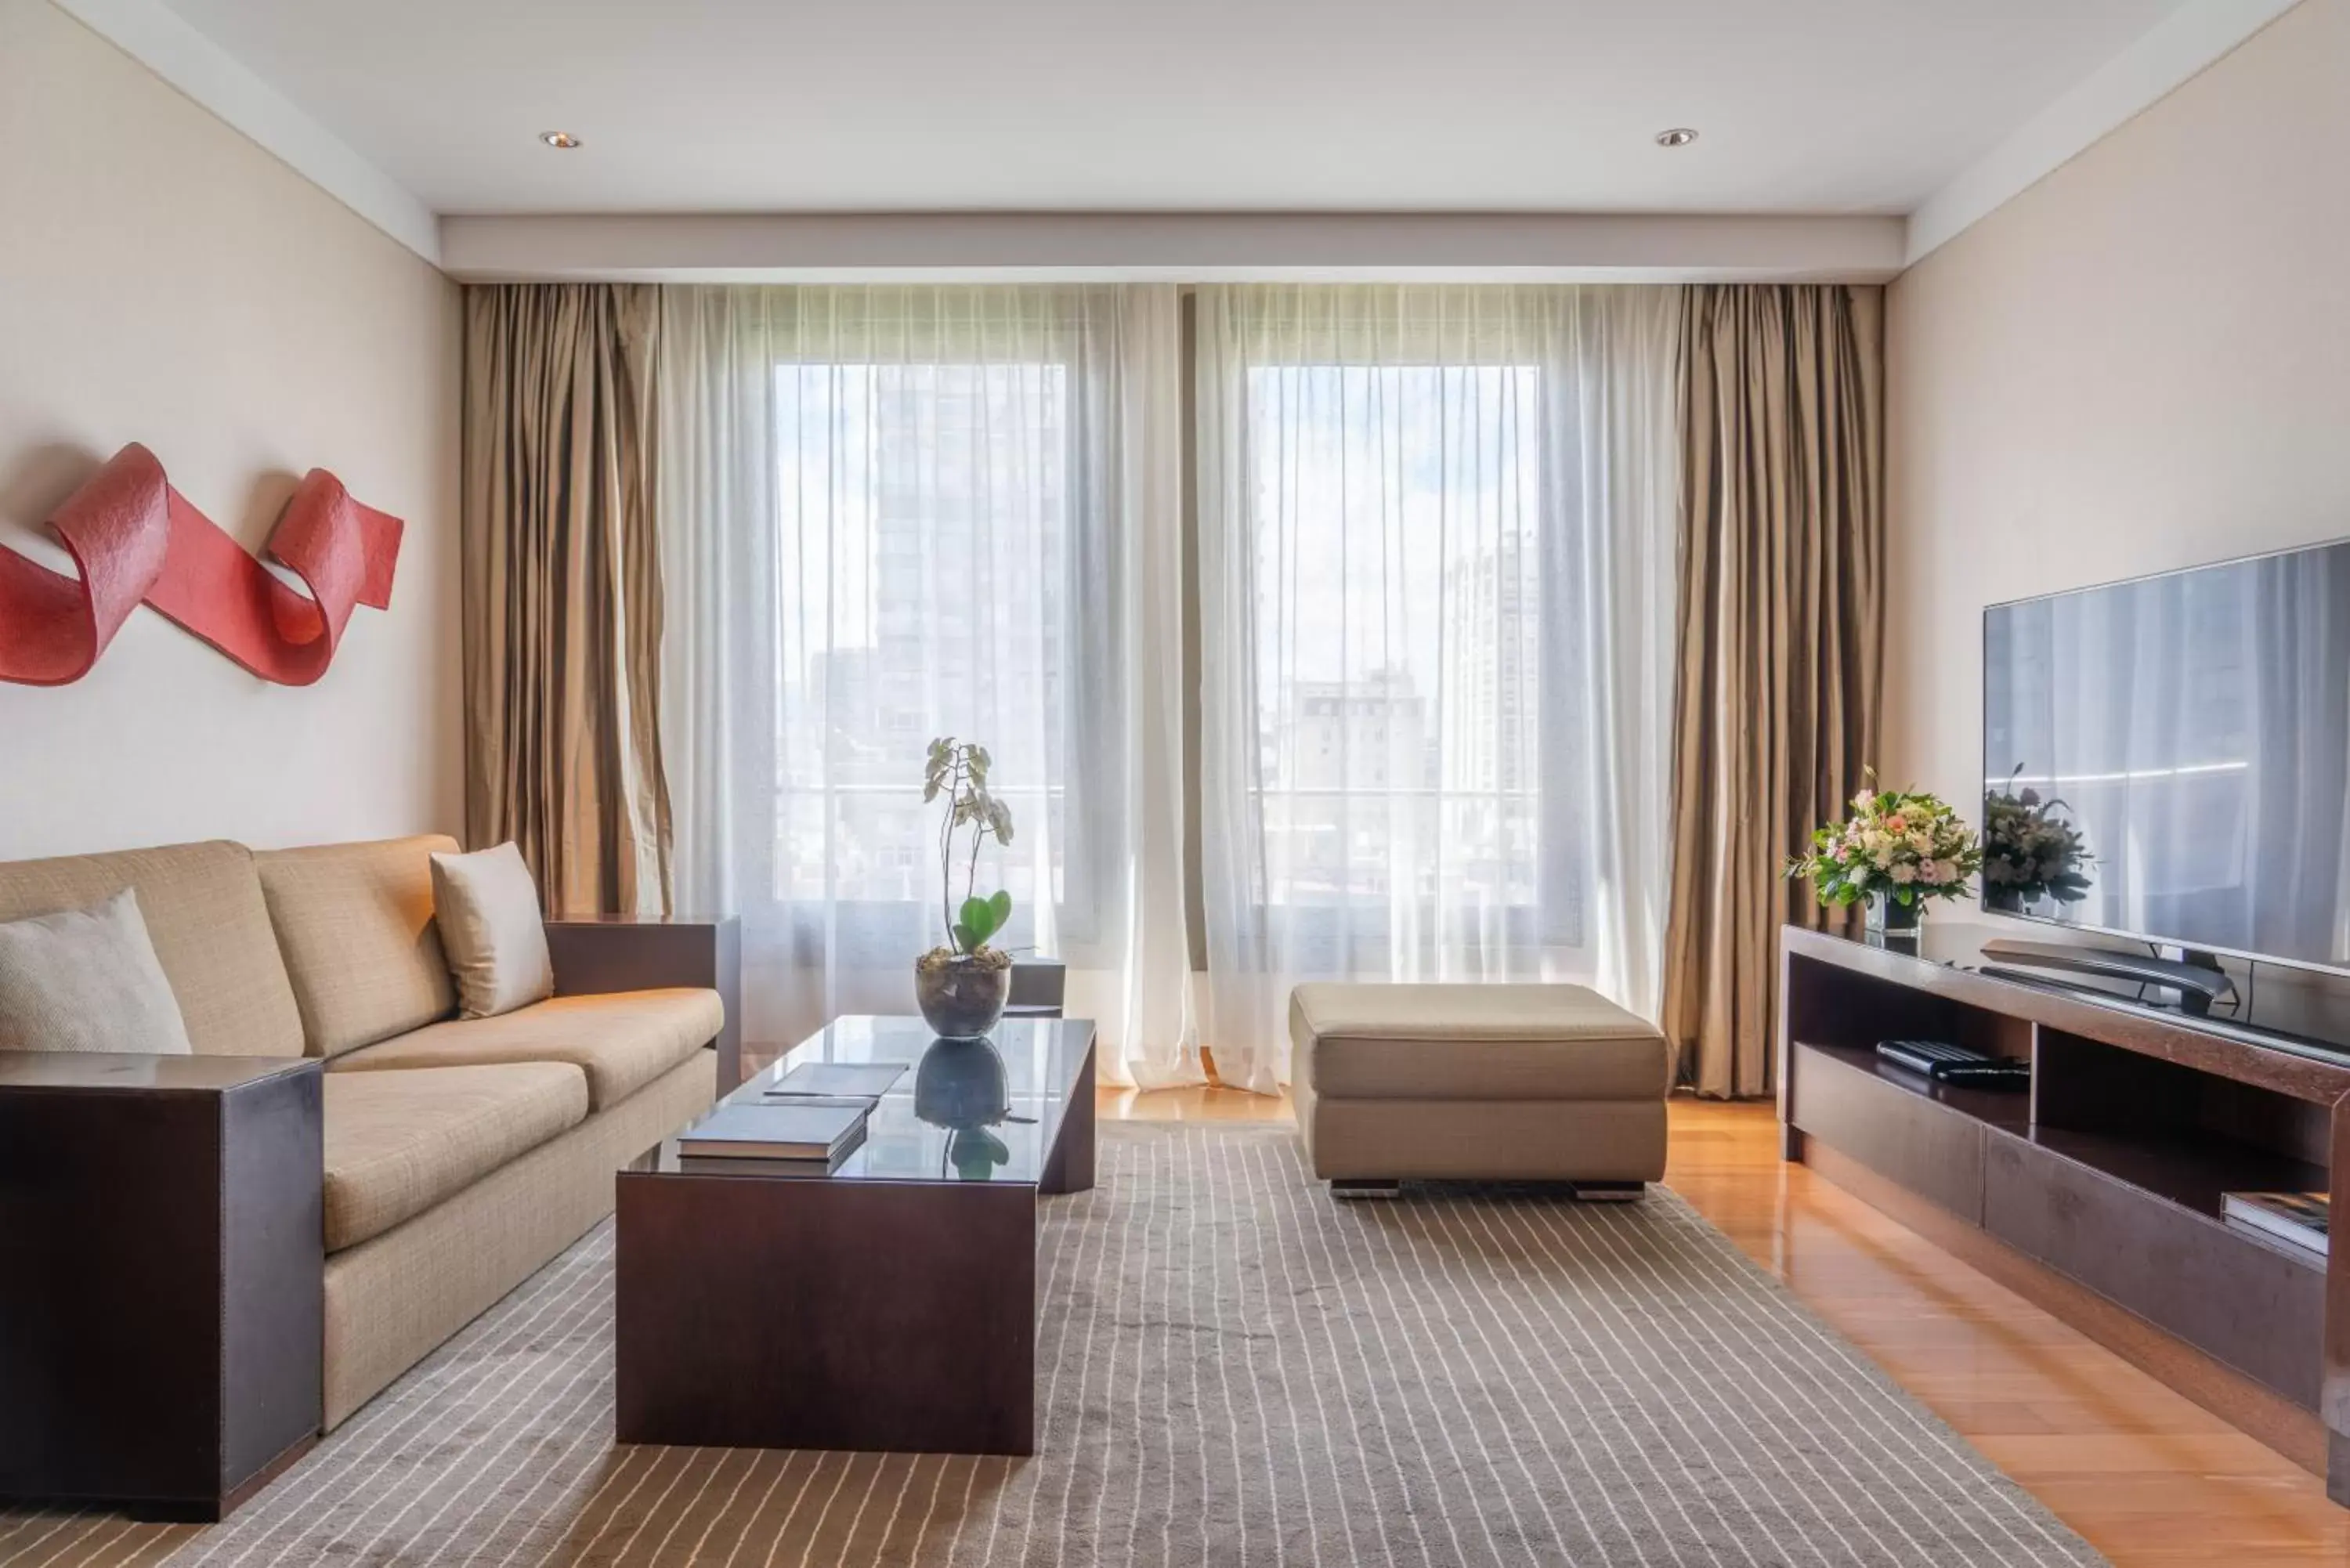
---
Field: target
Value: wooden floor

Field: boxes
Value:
[1104,1083,2350,1566]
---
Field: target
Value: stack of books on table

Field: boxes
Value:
[2220,1190,2329,1259]
[675,1061,906,1176]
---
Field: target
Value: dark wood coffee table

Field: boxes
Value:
[614,1016,1095,1456]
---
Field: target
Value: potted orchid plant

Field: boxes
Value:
[1787,777,1984,937]
[915,737,1016,1039]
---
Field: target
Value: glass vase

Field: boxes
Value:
[1865,891,1922,940]
[914,955,1010,1039]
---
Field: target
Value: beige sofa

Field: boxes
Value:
[0,834,723,1428]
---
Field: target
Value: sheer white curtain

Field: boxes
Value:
[660,284,1201,1087]
[1194,284,1683,1095]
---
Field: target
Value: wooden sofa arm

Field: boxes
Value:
[0,1051,323,1518]
[544,915,743,1091]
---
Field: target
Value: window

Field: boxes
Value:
[1195,284,1678,1080]
[664,281,1668,1080]
[1246,362,1551,928]
[775,359,1075,954]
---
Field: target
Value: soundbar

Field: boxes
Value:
[1976,937,2236,1014]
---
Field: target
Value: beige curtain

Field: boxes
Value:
[1661,284,1884,1098]
[461,284,671,916]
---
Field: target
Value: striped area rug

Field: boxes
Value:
[1,1122,2104,1568]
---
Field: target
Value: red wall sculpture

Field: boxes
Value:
[0,443,402,687]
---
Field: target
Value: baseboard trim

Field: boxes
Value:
[1804,1140,2325,1477]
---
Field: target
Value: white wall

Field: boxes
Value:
[1883,0,2350,818]
[0,0,461,859]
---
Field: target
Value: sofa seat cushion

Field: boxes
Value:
[323,1061,589,1252]
[1290,982,1671,1101]
[256,836,460,1058]
[328,988,723,1111]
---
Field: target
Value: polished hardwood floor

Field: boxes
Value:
[1104,1083,2350,1566]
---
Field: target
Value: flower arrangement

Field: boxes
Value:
[1787,779,1984,920]
[1981,766,2093,910]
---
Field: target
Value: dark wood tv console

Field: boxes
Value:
[1779,923,2350,1502]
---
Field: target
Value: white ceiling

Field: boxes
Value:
[153,0,2197,219]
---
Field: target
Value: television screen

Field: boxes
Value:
[1983,539,2350,972]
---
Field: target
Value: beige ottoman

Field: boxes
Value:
[1289,982,1672,1194]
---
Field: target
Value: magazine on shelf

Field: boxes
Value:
[2220,1191,2329,1257]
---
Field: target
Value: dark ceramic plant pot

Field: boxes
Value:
[914,956,1010,1039]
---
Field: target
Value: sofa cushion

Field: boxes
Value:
[1290,982,1672,1101]
[0,840,303,1057]
[428,842,554,1019]
[256,836,460,1057]
[322,1061,589,1252]
[328,988,723,1111]
[0,889,193,1054]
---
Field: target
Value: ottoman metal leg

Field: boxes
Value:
[1569,1181,1647,1202]
[1329,1179,1403,1200]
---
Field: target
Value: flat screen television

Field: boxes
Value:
[1983,537,2350,977]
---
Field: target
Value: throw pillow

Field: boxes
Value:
[0,887,196,1053]
[429,842,555,1018]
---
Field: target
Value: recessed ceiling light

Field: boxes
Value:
[1654,128,1698,148]
[540,131,582,150]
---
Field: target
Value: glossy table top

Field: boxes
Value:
[642,1015,1095,1185]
